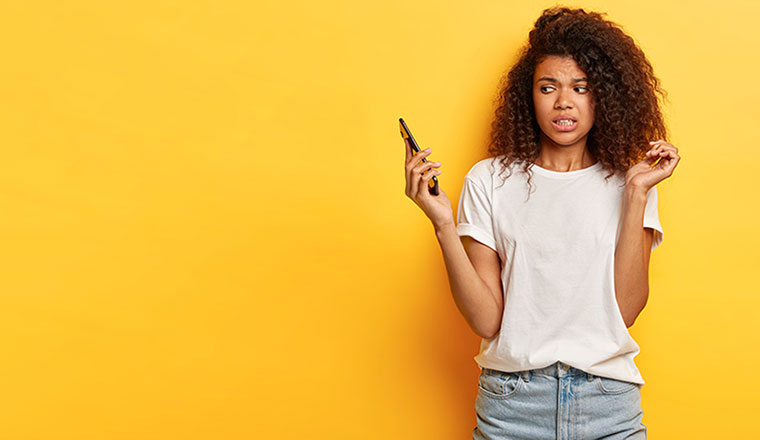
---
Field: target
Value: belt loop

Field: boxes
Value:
[586,372,594,382]
[522,370,531,383]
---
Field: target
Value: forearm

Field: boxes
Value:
[614,187,650,327]
[434,223,503,338]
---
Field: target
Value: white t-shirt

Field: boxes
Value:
[456,156,663,385]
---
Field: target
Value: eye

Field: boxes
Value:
[540,86,554,93]
[575,86,588,93]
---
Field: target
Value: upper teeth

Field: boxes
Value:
[556,119,574,125]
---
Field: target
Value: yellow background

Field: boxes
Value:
[0,0,756,438]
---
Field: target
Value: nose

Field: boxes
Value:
[554,88,573,109]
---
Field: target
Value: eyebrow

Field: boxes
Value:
[536,76,588,83]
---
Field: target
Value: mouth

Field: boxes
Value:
[552,118,577,132]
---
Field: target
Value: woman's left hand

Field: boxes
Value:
[625,140,680,192]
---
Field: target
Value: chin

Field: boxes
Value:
[546,135,587,146]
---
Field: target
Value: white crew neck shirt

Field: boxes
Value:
[456,157,663,385]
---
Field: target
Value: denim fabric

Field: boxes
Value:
[473,361,646,439]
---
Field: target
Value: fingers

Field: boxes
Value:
[646,140,679,163]
[646,140,681,175]
[647,140,678,154]
[406,147,432,169]
[405,147,433,192]
[411,160,441,197]
[658,149,680,174]
[416,163,443,199]
[406,154,441,199]
[405,147,431,180]
[413,157,440,176]
[404,141,443,201]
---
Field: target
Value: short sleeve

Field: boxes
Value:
[456,176,497,252]
[643,185,664,251]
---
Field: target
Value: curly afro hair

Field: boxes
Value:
[489,6,668,195]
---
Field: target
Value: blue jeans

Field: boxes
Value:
[473,361,646,439]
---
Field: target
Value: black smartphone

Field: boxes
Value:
[399,117,439,195]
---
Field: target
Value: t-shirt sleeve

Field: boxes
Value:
[456,175,497,252]
[643,185,664,251]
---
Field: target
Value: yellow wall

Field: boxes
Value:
[0,0,756,438]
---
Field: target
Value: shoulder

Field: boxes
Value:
[593,163,627,189]
[463,156,512,183]
[463,156,526,190]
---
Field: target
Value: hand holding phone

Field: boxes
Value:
[399,117,439,195]
[401,117,454,230]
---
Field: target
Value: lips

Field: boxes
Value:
[552,115,577,122]
[551,117,577,132]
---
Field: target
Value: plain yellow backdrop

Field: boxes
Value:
[0,0,757,438]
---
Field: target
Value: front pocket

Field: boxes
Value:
[477,368,522,400]
[596,376,638,394]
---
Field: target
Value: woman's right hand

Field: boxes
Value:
[404,138,454,229]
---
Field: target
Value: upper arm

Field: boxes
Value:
[461,236,504,310]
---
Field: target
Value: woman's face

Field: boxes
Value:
[532,55,595,150]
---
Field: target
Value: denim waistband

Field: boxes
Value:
[482,361,595,383]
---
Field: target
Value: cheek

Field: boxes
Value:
[532,96,550,117]
[583,101,595,124]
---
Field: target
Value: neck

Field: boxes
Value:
[534,136,596,171]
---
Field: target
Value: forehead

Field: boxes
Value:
[533,56,587,80]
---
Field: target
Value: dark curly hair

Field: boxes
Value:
[489,6,668,195]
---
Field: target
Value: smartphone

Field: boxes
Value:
[399,117,439,195]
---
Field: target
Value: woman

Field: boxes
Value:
[403,7,680,439]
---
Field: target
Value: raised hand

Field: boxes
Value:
[625,140,681,192]
[404,138,454,229]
